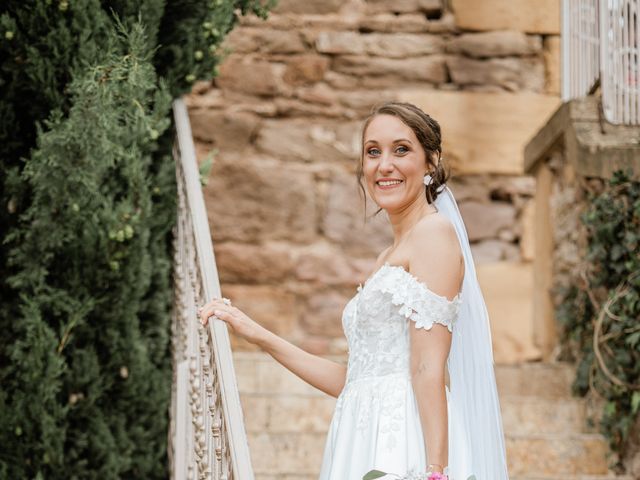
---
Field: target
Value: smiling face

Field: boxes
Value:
[362,114,432,213]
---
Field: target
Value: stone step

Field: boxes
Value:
[233,352,577,399]
[245,431,614,477]
[240,393,590,435]
[505,433,611,476]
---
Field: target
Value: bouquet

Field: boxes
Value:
[363,469,476,480]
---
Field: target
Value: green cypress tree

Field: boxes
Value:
[0,1,275,478]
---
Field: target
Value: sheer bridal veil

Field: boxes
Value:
[428,176,510,480]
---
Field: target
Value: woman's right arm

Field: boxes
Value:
[199,299,346,398]
[256,328,346,398]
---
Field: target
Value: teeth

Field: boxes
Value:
[378,180,402,186]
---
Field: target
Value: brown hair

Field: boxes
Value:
[356,101,451,218]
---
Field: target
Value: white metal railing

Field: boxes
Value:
[169,99,254,480]
[562,0,640,124]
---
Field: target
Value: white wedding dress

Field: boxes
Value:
[318,261,463,480]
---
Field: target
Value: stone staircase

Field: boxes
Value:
[233,352,631,480]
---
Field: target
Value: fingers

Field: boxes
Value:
[198,297,235,326]
[198,297,225,314]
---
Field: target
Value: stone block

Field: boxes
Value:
[495,362,574,398]
[233,353,260,393]
[254,357,326,397]
[213,242,294,284]
[272,98,349,118]
[448,176,491,202]
[460,200,516,241]
[488,175,537,199]
[204,156,316,243]
[244,395,336,433]
[324,71,360,90]
[256,118,360,164]
[314,31,365,55]
[336,89,398,113]
[446,30,542,58]
[544,35,561,96]
[471,239,520,263]
[247,432,326,473]
[500,396,587,435]
[283,54,330,86]
[188,109,260,151]
[446,55,545,92]
[221,27,306,54]
[363,33,444,58]
[215,55,284,96]
[365,0,443,15]
[332,55,447,84]
[301,290,351,337]
[451,0,561,34]
[359,12,457,33]
[399,90,561,175]
[316,31,443,58]
[295,83,339,106]
[221,284,297,336]
[294,244,370,287]
[271,0,344,14]
[505,433,609,475]
[476,261,542,363]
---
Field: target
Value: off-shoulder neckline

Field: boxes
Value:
[357,261,462,304]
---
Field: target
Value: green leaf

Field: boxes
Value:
[627,331,640,348]
[198,148,217,186]
[362,470,388,480]
[604,401,617,417]
[632,391,640,415]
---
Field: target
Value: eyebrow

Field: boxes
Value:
[364,138,413,146]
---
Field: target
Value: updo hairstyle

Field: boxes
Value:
[356,101,451,217]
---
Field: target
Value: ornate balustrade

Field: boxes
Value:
[169,99,254,480]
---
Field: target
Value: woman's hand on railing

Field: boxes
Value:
[198,297,265,345]
[200,297,347,398]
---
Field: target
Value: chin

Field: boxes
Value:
[374,198,402,212]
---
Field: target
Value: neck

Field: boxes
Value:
[387,198,436,248]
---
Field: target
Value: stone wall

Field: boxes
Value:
[186,0,563,363]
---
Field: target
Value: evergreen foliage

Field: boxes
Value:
[0,0,275,477]
[556,168,640,470]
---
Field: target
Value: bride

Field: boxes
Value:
[199,101,510,480]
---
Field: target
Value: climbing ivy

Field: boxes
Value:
[555,167,640,469]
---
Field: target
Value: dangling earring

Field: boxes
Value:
[423,172,434,187]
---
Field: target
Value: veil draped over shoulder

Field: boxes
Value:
[430,178,510,480]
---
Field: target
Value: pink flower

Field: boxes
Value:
[427,473,448,480]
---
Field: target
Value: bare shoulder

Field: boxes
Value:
[409,212,459,249]
[406,213,464,299]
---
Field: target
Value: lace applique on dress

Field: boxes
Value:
[359,262,462,332]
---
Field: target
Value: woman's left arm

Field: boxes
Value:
[407,217,464,473]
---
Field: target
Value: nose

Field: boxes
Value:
[378,149,395,173]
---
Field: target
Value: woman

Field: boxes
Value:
[199,102,510,479]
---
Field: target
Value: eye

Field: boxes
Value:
[366,148,380,156]
[396,145,408,154]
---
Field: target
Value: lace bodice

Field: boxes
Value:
[342,262,463,384]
